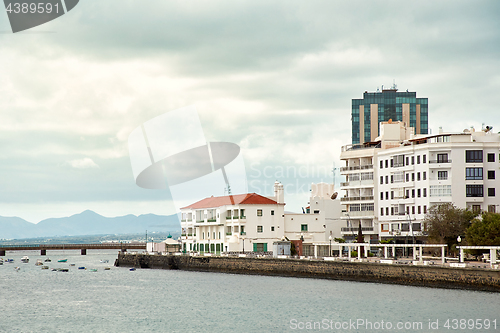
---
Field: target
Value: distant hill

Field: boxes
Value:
[0,210,180,240]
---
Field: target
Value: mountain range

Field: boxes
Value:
[0,210,180,240]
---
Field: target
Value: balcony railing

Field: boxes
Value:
[342,211,374,217]
[340,164,373,172]
[340,196,374,202]
[429,159,452,163]
[341,227,374,232]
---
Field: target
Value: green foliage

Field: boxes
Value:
[351,251,358,257]
[334,238,345,243]
[379,238,393,244]
[466,213,500,246]
[423,203,477,253]
[290,241,296,256]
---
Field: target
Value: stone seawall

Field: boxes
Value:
[115,253,500,292]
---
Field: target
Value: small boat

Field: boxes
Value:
[129,268,136,271]
[6,259,14,263]
[21,256,29,263]
[78,266,85,270]
[35,259,43,266]
[41,266,49,270]
[89,269,98,272]
[104,267,111,270]
[0,259,3,265]
[70,264,75,266]
[58,259,68,262]
[52,268,69,272]
[100,259,109,263]
[44,258,51,262]
[14,266,20,271]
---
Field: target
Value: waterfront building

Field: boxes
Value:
[340,120,500,243]
[179,182,342,254]
[351,86,428,144]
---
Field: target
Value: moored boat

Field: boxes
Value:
[44,258,51,262]
[35,259,43,266]
[58,259,68,262]
[21,256,29,263]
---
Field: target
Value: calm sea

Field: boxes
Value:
[1,250,499,332]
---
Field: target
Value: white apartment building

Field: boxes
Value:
[341,121,500,243]
[180,182,342,254]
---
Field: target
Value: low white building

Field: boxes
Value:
[179,181,343,254]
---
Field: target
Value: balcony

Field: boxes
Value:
[429,159,452,164]
[340,164,373,172]
[340,196,374,202]
[207,219,216,222]
[341,227,375,232]
[340,180,374,188]
[342,211,374,218]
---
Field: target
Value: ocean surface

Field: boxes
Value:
[1,250,499,333]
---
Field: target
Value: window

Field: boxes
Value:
[423,172,426,180]
[380,160,383,168]
[385,175,388,184]
[390,159,394,167]
[488,153,495,162]
[466,150,483,163]
[385,160,388,168]
[391,191,394,199]
[406,190,409,198]
[466,167,483,180]
[472,205,481,213]
[406,173,409,182]
[438,171,448,180]
[385,207,389,215]
[361,172,373,180]
[380,192,383,200]
[418,206,421,214]
[488,205,496,213]
[423,155,426,163]
[417,189,421,198]
[380,176,383,184]
[423,188,427,197]
[271,210,274,215]
[381,208,384,216]
[412,173,415,181]
[361,203,374,211]
[381,224,389,232]
[412,206,415,214]
[466,185,483,197]
[257,225,263,233]
[430,185,452,197]
[488,188,495,197]
[417,155,421,164]
[271,226,274,231]
[488,170,495,179]
[301,224,308,231]
[257,209,262,216]
[391,207,394,215]
[437,153,448,163]
[406,156,409,165]
[391,175,394,183]
[411,156,415,165]
[424,206,427,214]
[412,189,415,198]
[417,172,421,181]
[313,210,320,214]
[385,192,389,200]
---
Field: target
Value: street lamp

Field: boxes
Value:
[242,235,245,254]
[457,236,462,262]
[329,235,332,257]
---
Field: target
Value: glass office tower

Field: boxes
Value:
[351,88,428,144]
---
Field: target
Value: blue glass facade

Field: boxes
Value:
[351,89,428,144]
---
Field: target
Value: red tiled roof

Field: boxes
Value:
[181,193,279,209]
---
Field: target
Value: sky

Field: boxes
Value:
[1,1,499,223]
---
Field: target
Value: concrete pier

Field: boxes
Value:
[115,253,500,293]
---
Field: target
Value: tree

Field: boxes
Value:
[423,203,477,254]
[466,212,500,246]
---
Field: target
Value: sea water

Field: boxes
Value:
[1,250,499,332]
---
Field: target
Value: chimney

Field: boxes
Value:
[274,181,284,204]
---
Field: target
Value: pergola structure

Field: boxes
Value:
[457,246,500,268]
[311,242,448,264]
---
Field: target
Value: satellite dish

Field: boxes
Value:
[331,192,338,200]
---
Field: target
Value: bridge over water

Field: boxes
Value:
[0,243,146,256]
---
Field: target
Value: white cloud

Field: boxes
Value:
[67,158,99,169]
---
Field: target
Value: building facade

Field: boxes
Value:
[341,121,500,243]
[351,87,428,144]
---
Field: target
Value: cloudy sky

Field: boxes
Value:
[1,1,499,223]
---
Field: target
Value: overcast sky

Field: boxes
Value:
[1,1,499,222]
